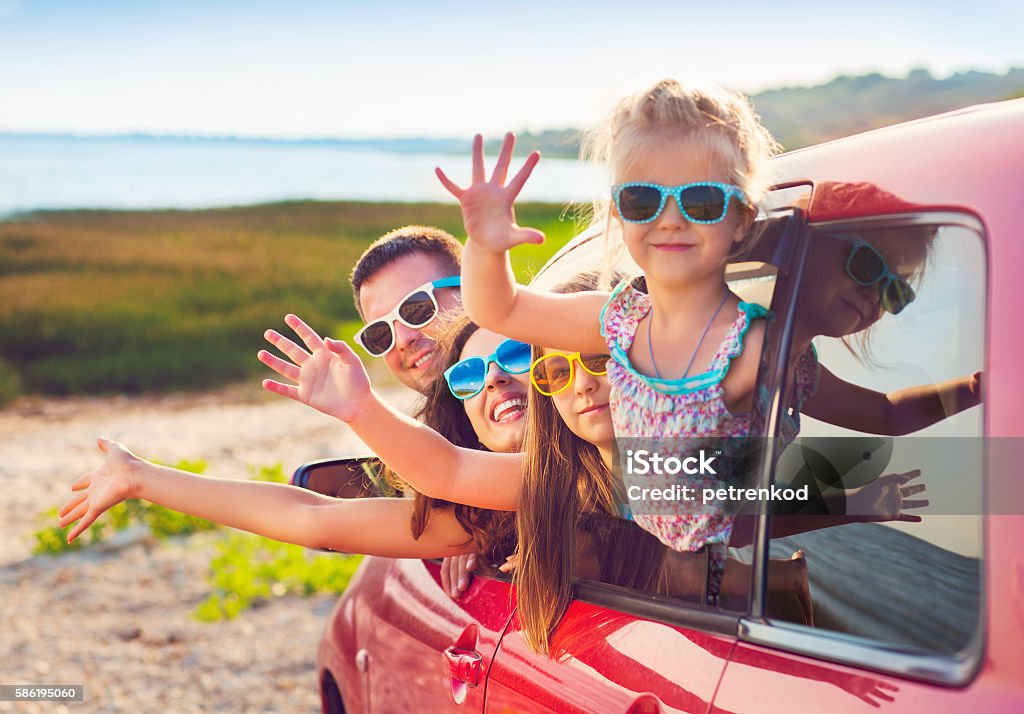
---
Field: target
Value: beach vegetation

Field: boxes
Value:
[0,200,575,396]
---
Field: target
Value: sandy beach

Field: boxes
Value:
[0,380,416,713]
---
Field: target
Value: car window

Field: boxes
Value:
[762,217,985,660]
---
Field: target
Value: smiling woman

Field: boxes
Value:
[399,315,528,567]
[446,331,531,453]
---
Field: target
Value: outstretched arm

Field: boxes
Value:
[802,366,981,435]
[436,133,607,354]
[59,438,478,557]
[259,314,523,511]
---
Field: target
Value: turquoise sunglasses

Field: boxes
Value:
[443,338,532,400]
[612,181,748,224]
[833,233,916,315]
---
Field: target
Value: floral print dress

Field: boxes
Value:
[600,278,818,604]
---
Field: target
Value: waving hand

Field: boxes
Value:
[436,132,545,252]
[259,314,372,423]
[847,469,928,522]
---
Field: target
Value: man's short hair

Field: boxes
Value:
[350,225,463,318]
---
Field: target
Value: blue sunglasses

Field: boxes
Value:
[612,181,748,224]
[443,338,532,400]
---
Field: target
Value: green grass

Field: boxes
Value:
[0,200,579,401]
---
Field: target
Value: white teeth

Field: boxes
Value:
[411,352,432,369]
[491,397,527,422]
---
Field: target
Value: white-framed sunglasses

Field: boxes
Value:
[354,276,460,356]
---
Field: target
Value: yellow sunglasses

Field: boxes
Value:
[530,352,610,396]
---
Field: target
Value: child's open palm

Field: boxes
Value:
[436,133,545,252]
[259,314,371,423]
[58,437,140,543]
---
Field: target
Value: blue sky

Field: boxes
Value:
[1,0,1021,138]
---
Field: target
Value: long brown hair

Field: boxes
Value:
[514,271,666,653]
[395,312,517,565]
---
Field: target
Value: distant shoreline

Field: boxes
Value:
[0,130,581,157]
[4,67,1020,153]
[2,197,571,223]
[0,135,599,216]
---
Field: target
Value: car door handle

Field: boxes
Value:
[443,646,482,687]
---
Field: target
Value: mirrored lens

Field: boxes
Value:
[579,354,610,375]
[495,340,532,374]
[678,185,727,222]
[359,321,394,356]
[446,357,486,399]
[533,355,573,395]
[397,291,437,326]
[847,245,885,284]
[881,278,915,315]
[617,185,663,222]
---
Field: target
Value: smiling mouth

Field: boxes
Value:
[652,243,695,251]
[409,349,434,370]
[491,397,527,423]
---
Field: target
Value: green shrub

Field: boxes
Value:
[193,533,361,622]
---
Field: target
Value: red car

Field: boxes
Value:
[300,99,1024,713]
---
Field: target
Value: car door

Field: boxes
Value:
[485,593,739,713]
[357,557,517,712]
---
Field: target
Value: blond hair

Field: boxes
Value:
[580,79,781,284]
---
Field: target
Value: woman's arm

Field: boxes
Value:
[260,314,523,510]
[60,438,479,557]
[437,133,608,354]
[801,365,981,435]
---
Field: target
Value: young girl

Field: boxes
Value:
[434,79,979,604]
[508,273,812,652]
[432,80,781,603]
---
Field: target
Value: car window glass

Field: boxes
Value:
[766,221,985,656]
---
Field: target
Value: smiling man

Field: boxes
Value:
[350,225,475,599]
[350,225,463,393]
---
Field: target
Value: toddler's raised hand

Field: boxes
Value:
[436,133,545,253]
[59,437,141,543]
[259,314,372,423]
